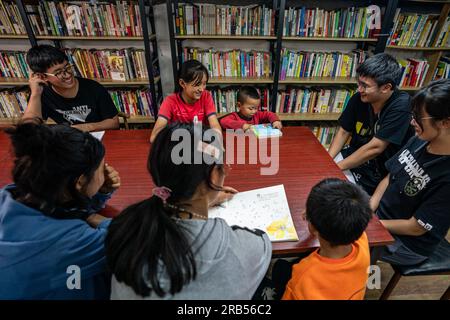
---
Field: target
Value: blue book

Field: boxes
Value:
[251,124,283,139]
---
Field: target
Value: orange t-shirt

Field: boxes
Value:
[282,232,370,300]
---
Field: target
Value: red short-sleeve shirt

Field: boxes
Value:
[157,91,217,125]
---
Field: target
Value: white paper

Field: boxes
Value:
[334,153,356,184]
[209,184,299,242]
[90,131,105,141]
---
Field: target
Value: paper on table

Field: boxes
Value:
[209,184,298,242]
[90,131,105,141]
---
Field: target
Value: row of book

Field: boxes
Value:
[283,6,379,38]
[0,1,25,35]
[182,48,272,79]
[275,87,354,114]
[388,10,447,47]
[210,87,270,113]
[0,51,29,78]
[311,125,338,148]
[0,88,155,119]
[66,48,148,80]
[26,1,143,37]
[280,49,366,80]
[0,89,28,118]
[433,56,450,80]
[174,4,275,36]
[398,58,429,88]
[109,89,154,117]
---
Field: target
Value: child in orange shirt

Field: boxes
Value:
[281,178,372,300]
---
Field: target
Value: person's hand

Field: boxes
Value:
[272,121,283,130]
[29,73,47,96]
[242,123,252,131]
[86,213,107,228]
[99,164,121,194]
[210,186,238,207]
[71,123,93,132]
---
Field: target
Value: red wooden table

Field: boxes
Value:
[0,127,394,256]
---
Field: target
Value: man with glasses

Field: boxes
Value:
[328,53,414,195]
[24,45,119,132]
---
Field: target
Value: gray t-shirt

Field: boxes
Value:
[111,217,272,300]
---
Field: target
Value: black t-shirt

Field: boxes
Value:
[377,136,450,257]
[41,77,118,125]
[339,90,414,176]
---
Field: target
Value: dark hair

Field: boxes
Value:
[106,122,225,297]
[5,119,105,218]
[237,86,260,104]
[26,45,68,73]
[177,59,209,91]
[357,53,402,89]
[306,178,372,246]
[411,79,450,129]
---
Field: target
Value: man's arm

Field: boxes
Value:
[150,117,168,143]
[72,115,119,132]
[380,217,427,236]
[23,73,46,119]
[328,127,351,159]
[370,174,390,212]
[337,136,389,171]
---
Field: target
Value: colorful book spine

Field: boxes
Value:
[109,88,154,117]
[0,51,29,78]
[0,89,29,118]
[310,125,338,148]
[210,86,270,113]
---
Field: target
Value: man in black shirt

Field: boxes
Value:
[328,53,414,194]
[24,45,119,132]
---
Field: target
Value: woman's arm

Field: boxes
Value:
[380,217,427,236]
[150,117,169,143]
[370,174,390,212]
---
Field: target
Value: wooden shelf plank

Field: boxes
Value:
[175,35,277,40]
[283,37,378,42]
[219,112,341,121]
[386,45,450,51]
[123,116,155,124]
[208,77,273,84]
[0,77,160,87]
[0,34,29,39]
[400,86,421,92]
[35,35,153,41]
[279,77,357,84]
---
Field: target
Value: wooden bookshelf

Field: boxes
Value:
[35,35,155,41]
[208,77,273,84]
[283,37,378,42]
[121,115,155,124]
[399,86,421,92]
[277,113,341,121]
[279,77,357,85]
[175,35,277,40]
[0,78,28,86]
[386,45,450,51]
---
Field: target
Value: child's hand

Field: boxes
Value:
[272,121,283,130]
[29,73,47,96]
[242,123,252,131]
[99,163,121,194]
[210,186,238,207]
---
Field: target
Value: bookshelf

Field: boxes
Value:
[0,0,162,126]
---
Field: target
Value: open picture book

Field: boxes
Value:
[209,184,298,242]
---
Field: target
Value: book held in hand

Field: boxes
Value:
[251,124,283,139]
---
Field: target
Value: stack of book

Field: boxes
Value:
[0,51,29,79]
[433,56,450,80]
[283,6,379,38]
[275,87,354,114]
[174,4,275,36]
[25,1,143,37]
[0,89,28,118]
[182,47,272,79]
[311,126,338,148]
[279,49,365,80]
[109,88,154,117]
[65,48,148,80]
[398,58,429,88]
[0,1,26,35]
[388,10,442,47]
[210,86,270,113]
[435,16,450,48]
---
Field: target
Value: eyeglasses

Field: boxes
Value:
[44,64,75,80]
[411,111,434,122]
[357,80,378,91]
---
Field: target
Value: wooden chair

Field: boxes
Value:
[117,112,130,130]
[379,240,450,300]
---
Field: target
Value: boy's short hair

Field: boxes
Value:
[237,86,260,104]
[26,45,68,73]
[356,53,402,89]
[306,178,372,246]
